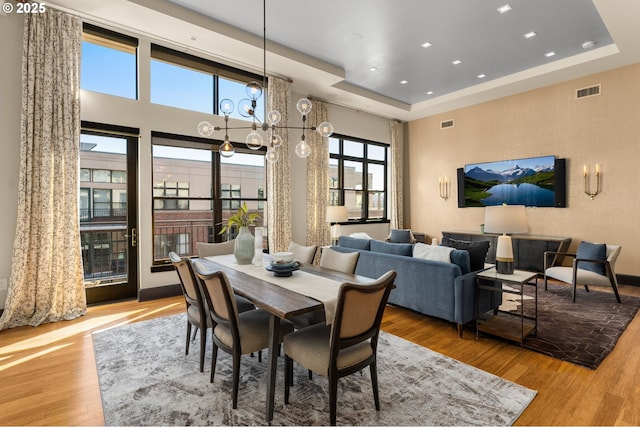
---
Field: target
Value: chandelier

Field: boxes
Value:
[196,0,333,162]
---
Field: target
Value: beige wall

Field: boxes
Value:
[408,63,640,276]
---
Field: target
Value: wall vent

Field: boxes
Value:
[576,84,601,99]
[440,119,454,129]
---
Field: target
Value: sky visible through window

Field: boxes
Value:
[81,42,264,122]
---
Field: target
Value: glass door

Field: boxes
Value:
[80,127,138,304]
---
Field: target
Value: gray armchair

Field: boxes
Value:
[544,243,621,303]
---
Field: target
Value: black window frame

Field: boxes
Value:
[329,134,389,223]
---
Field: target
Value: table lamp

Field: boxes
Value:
[326,206,348,246]
[483,204,528,274]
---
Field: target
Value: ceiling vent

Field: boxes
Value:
[440,119,455,129]
[576,84,601,99]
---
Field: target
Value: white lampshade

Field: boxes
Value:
[483,205,528,235]
[326,206,348,223]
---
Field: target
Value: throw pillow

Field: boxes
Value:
[338,235,371,251]
[349,232,373,240]
[386,229,416,244]
[576,241,607,275]
[441,237,490,272]
[370,240,413,257]
[413,242,453,263]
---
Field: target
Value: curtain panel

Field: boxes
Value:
[305,100,331,247]
[390,120,404,230]
[0,9,86,329]
[266,76,292,253]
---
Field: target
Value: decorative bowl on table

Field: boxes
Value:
[272,252,294,263]
[265,260,301,277]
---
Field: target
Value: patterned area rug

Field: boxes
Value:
[92,314,536,426]
[503,282,640,369]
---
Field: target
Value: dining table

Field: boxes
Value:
[197,254,376,424]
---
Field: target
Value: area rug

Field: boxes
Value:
[501,282,640,369]
[92,314,536,426]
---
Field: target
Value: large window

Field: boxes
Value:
[81,24,138,99]
[150,45,264,120]
[151,134,267,264]
[329,135,389,221]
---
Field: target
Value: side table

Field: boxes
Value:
[475,268,538,347]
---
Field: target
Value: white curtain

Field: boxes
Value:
[266,76,292,253]
[305,99,331,246]
[0,9,86,329]
[390,120,404,229]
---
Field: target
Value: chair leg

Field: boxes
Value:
[210,344,218,383]
[308,369,313,380]
[284,355,291,404]
[232,353,241,409]
[607,266,622,303]
[185,323,192,355]
[544,274,548,291]
[572,267,578,303]
[199,325,206,373]
[370,362,380,411]
[258,349,262,363]
[329,372,338,426]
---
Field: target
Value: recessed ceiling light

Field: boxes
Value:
[426,91,434,95]
[421,41,432,48]
[582,40,596,49]
[400,80,408,85]
[497,4,512,14]
[369,67,378,72]
[524,31,537,39]
[544,51,556,57]
[452,60,462,65]
[477,74,486,79]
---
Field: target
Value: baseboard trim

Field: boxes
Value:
[138,283,182,301]
[619,274,640,287]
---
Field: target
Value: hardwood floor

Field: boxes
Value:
[1,283,639,426]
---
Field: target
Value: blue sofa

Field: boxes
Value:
[334,236,496,335]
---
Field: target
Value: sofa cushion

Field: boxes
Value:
[349,232,373,240]
[338,236,371,251]
[370,240,413,257]
[449,250,471,275]
[413,243,453,263]
[576,241,606,275]
[441,237,490,272]
[387,229,415,243]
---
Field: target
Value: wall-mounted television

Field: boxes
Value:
[457,155,566,208]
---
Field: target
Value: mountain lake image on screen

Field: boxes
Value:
[464,155,557,207]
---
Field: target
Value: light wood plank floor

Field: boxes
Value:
[1,283,639,426]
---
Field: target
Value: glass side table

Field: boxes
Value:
[475,268,538,347]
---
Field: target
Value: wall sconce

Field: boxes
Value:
[439,176,450,200]
[584,164,600,199]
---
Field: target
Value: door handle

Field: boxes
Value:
[125,228,137,247]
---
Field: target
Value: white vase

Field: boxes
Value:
[234,226,255,265]
[253,227,263,265]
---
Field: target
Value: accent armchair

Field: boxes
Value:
[544,242,622,303]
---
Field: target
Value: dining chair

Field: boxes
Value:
[544,242,622,303]
[283,270,397,425]
[169,252,255,373]
[319,247,359,274]
[192,260,295,409]
[290,248,358,331]
[288,241,318,264]
[197,239,236,257]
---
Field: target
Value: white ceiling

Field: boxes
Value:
[51,0,640,121]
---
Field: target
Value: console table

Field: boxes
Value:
[442,230,571,273]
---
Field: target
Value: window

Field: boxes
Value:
[153,181,190,210]
[221,184,241,210]
[81,24,137,99]
[329,135,389,221]
[150,45,264,119]
[151,133,267,264]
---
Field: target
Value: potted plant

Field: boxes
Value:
[220,202,260,264]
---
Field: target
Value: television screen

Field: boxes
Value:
[463,155,560,207]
